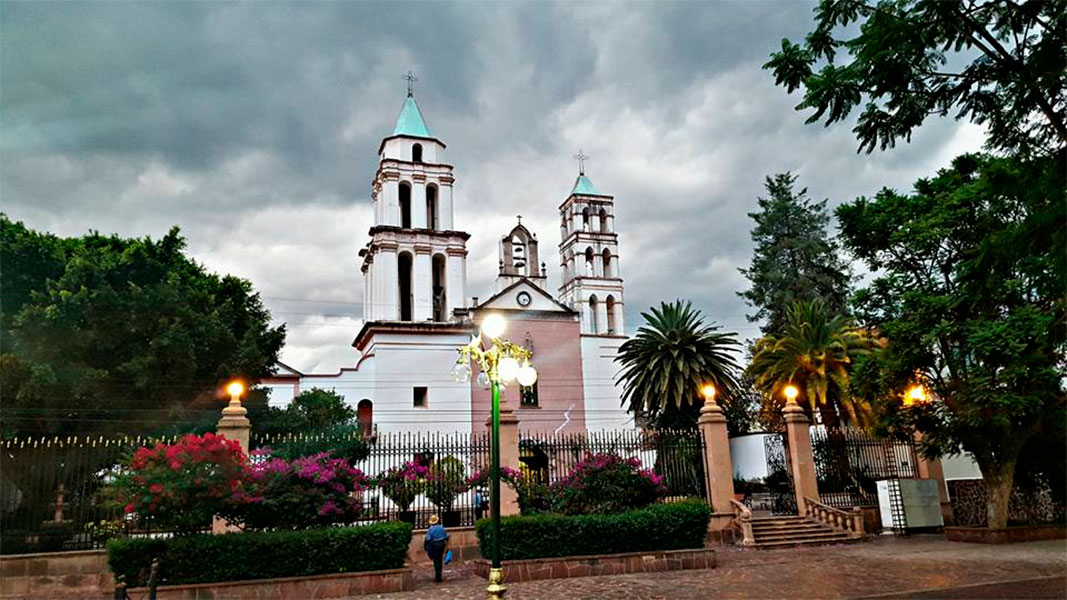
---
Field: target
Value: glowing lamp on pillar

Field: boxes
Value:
[452,314,537,599]
[225,381,245,404]
[783,384,799,403]
[701,384,717,404]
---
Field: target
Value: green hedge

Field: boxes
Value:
[107,521,412,586]
[476,499,710,560]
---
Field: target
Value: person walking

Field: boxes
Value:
[424,514,450,583]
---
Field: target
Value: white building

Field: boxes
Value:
[263,89,632,433]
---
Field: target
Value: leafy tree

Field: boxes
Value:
[746,300,880,427]
[764,0,1066,156]
[616,300,743,422]
[838,152,1064,528]
[0,218,286,436]
[257,388,356,434]
[739,173,852,334]
[252,388,368,463]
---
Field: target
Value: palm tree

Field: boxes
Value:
[746,300,880,427]
[615,300,743,421]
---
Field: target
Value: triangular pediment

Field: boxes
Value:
[478,278,575,313]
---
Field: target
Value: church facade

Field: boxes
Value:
[262,91,631,434]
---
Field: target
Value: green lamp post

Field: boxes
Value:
[452,313,537,600]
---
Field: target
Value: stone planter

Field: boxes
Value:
[472,548,715,583]
[128,567,414,599]
[945,524,1066,544]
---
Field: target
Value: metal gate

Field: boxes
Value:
[762,433,797,515]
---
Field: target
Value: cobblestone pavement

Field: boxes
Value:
[358,536,1067,600]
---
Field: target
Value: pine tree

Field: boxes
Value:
[738,173,851,335]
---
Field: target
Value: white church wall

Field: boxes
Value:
[366,331,473,434]
[579,336,633,430]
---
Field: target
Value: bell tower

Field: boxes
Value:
[359,77,469,323]
[558,151,625,336]
[496,216,548,292]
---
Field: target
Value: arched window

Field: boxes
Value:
[426,185,438,230]
[399,183,412,228]
[511,235,527,275]
[357,399,373,435]
[589,294,599,334]
[599,209,609,233]
[606,295,617,334]
[432,253,447,321]
[584,247,595,277]
[582,207,590,231]
[412,143,423,163]
[602,248,613,278]
[398,252,413,321]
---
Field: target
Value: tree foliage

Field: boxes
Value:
[0,217,285,436]
[839,152,1065,527]
[765,0,1066,156]
[746,300,881,427]
[615,300,742,420]
[739,172,852,335]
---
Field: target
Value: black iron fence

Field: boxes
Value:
[519,428,708,502]
[0,435,188,555]
[809,426,919,509]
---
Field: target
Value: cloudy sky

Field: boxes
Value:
[1,1,984,372]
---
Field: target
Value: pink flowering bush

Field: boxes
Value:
[466,467,551,514]
[241,451,370,530]
[109,433,251,534]
[375,462,429,511]
[551,453,666,515]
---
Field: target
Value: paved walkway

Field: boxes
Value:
[365,536,1067,599]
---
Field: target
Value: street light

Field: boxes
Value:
[783,384,799,403]
[453,314,537,600]
[225,380,245,406]
[905,384,927,406]
[701,384,717,404]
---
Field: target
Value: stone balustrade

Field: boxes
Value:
[803,497,864,538]
[729,498,756,546]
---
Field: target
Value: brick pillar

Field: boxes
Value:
[783,401,819,515]
[214,397,250,533]
[697,396,735,513]
[487,400,521,516]
[914,432,953,525]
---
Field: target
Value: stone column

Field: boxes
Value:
[783,401,819,515]
[214,396,250,533]
[697,395,735,514]
[487,401,521,516]
[914,432,953,524]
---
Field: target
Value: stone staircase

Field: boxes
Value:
[750,515,856,549]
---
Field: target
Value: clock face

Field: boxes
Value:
[516,291,532,307]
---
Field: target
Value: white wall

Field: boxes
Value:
[942,450,983,480]
[579,336,633,430]
[730,433,772,480]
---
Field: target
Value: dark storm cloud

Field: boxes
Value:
[0,1,985,370]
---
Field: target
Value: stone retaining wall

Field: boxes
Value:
[472,548,716,583]
[945,525,1066,544]
[129,567,413,599]
[0,549,112,599]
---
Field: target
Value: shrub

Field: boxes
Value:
[476,499,711,560]
[241,452,370,530]
[107,433,250,534]
[376,462,428,511]
[551,453,665,515]
[425,456,468,511]
[107,521,412,586]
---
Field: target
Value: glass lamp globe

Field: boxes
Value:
[481,314,507,339]
[497,357,520,382]
[451,362,471,383]
[477,371,491,389]
[516,363,538,387]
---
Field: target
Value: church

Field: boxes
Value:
[263,88,632,434]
